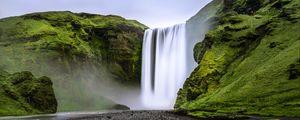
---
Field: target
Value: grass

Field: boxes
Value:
[0,11,147,113]
[176,0,300,118]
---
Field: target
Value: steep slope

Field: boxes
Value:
[0,69,57,116]
[0,11,147,111]
[186,0,224,75]
[176,0,300,118]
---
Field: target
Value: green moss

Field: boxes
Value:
[0,11,147,112]
[188,111,249,119]
[176,0,300,118]
[0,70,57,116]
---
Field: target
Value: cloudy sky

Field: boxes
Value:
[0,0,212,28]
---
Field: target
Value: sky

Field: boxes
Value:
[0,0,212,28]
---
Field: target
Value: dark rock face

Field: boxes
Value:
[0,70,57,116]
[235,0,262,14]
[111,104,130,110]
[288,61,300,80]
[224,0,234,10]
[175,0,300,118]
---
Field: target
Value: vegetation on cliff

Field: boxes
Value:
[176,0,300,118]
[0,11,147,112]
[0,70,57,116]
[0,11,147,84]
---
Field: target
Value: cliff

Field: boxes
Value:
[185,0,224,74]
[0,11,147,112]
[176,0,300,118]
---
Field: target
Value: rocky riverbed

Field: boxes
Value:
[0,111,196,120]
[68,110,197,120]
[2,110,299,120]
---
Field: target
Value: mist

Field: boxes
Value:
[72,62,145,110]
[0,44,145,111]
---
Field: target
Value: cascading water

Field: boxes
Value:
[140,0,220,109]
[141,24,189,109]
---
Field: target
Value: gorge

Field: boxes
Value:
[0,0,300,119]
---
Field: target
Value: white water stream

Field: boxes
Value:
[141,24,191,109]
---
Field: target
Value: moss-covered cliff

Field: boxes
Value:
[0,11,147,112]
[0,11,147,84]
[176,0,300,118]
[0,69,57,116]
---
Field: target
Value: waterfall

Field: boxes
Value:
[141,24,190,109]
[139,0,220,110]
[140,0,221,109]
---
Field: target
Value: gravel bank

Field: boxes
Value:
[68,110,197,120]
